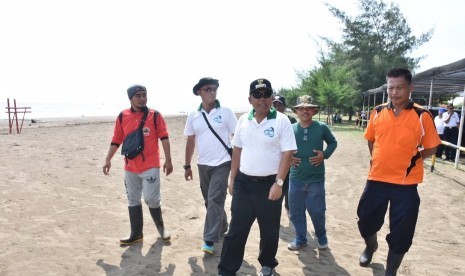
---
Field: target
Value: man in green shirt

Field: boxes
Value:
[287,95,338,251]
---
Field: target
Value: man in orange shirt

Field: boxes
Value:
[357,68,441,275]
[103,85,173,245]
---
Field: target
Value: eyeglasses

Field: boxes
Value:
[303,128,308,141]
[201,87,217,93]
[251,90,272,99]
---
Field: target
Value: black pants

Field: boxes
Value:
[444,127,458,160]
[218,172,282,275]
[435,134,445,158]
[357,180,420,254]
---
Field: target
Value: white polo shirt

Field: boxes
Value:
[233,108,297,176]
[184,100,237,166]
[442,112,460,128]
[434,115,445,135]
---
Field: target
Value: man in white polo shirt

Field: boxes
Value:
[184,77,237,254]
[434,108,446,159]
[442,104,461,161]
[218,78,297,276]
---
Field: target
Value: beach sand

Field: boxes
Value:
[0,115,464,275]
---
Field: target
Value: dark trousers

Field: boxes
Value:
[435,134,445,158]
[444,127,459,160]
[218,173,282,275]
[357,180,420,254]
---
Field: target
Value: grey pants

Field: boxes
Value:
[124,168,161,208]
[198,161,231,243]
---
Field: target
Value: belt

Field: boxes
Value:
[238,171,276,182]
[446,126,457,129]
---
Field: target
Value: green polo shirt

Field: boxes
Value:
[290,121,337,182]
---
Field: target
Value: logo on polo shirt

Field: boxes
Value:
[143,127,150,135]
[264,127,275,137]
[213,115,222,123]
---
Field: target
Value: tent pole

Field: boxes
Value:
[453,86,465,169]
[428,78,434,109]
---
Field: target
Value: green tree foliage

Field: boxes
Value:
[325,0,433,92]
[305,42,360,116]
[286,0,433,120]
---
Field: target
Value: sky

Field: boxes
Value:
[1,0,464,118]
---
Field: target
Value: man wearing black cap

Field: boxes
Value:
[103,84,173,245]
[272,95,297,217]
[218,79,297,276]
[184,77,237,254]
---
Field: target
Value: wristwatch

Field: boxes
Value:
[275,179,284,187]
[183,165,191,170]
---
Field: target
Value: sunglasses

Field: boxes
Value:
[251,90,272,99]
[201,87,217,93]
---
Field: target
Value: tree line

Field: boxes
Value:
[278,0,433,121]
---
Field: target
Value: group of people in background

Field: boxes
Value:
[434,104,461,161]
[355,110,368,127]
[102,68,442,276]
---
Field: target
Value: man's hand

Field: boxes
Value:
[291,156,301,167]
[163,159,173,176]
[309,150,324,166]
[184,168,193,181]
[268,183,282,200]
[102,160,111,175]
[228,178,235,195]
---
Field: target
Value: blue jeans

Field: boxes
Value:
[289,179,327,246]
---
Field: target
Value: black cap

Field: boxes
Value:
[127,85,146,99]
[249,78,272,94]
[193,77,219,95]
[273,95,286,106]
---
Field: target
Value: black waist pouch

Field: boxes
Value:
[121,128,144,160]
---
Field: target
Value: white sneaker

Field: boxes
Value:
[287,241,308,251]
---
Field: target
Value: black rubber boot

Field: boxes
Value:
[149,207,170,241]
[385,250,404,276]
[120,205,143,245]
[359,233,378,267]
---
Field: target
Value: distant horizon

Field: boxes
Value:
[1,99,253,120]
[3,88,464,120]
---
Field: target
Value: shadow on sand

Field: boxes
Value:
[97,239,175,275]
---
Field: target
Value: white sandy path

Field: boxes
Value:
[0,116,464,275]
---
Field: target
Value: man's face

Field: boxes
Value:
[448,106,455,114]
[387,76,412,107]
[296,106,316,122]
[273,101,285,113]
[198,84,218,104]
[249,89,273,114]
[130,91,147,110]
